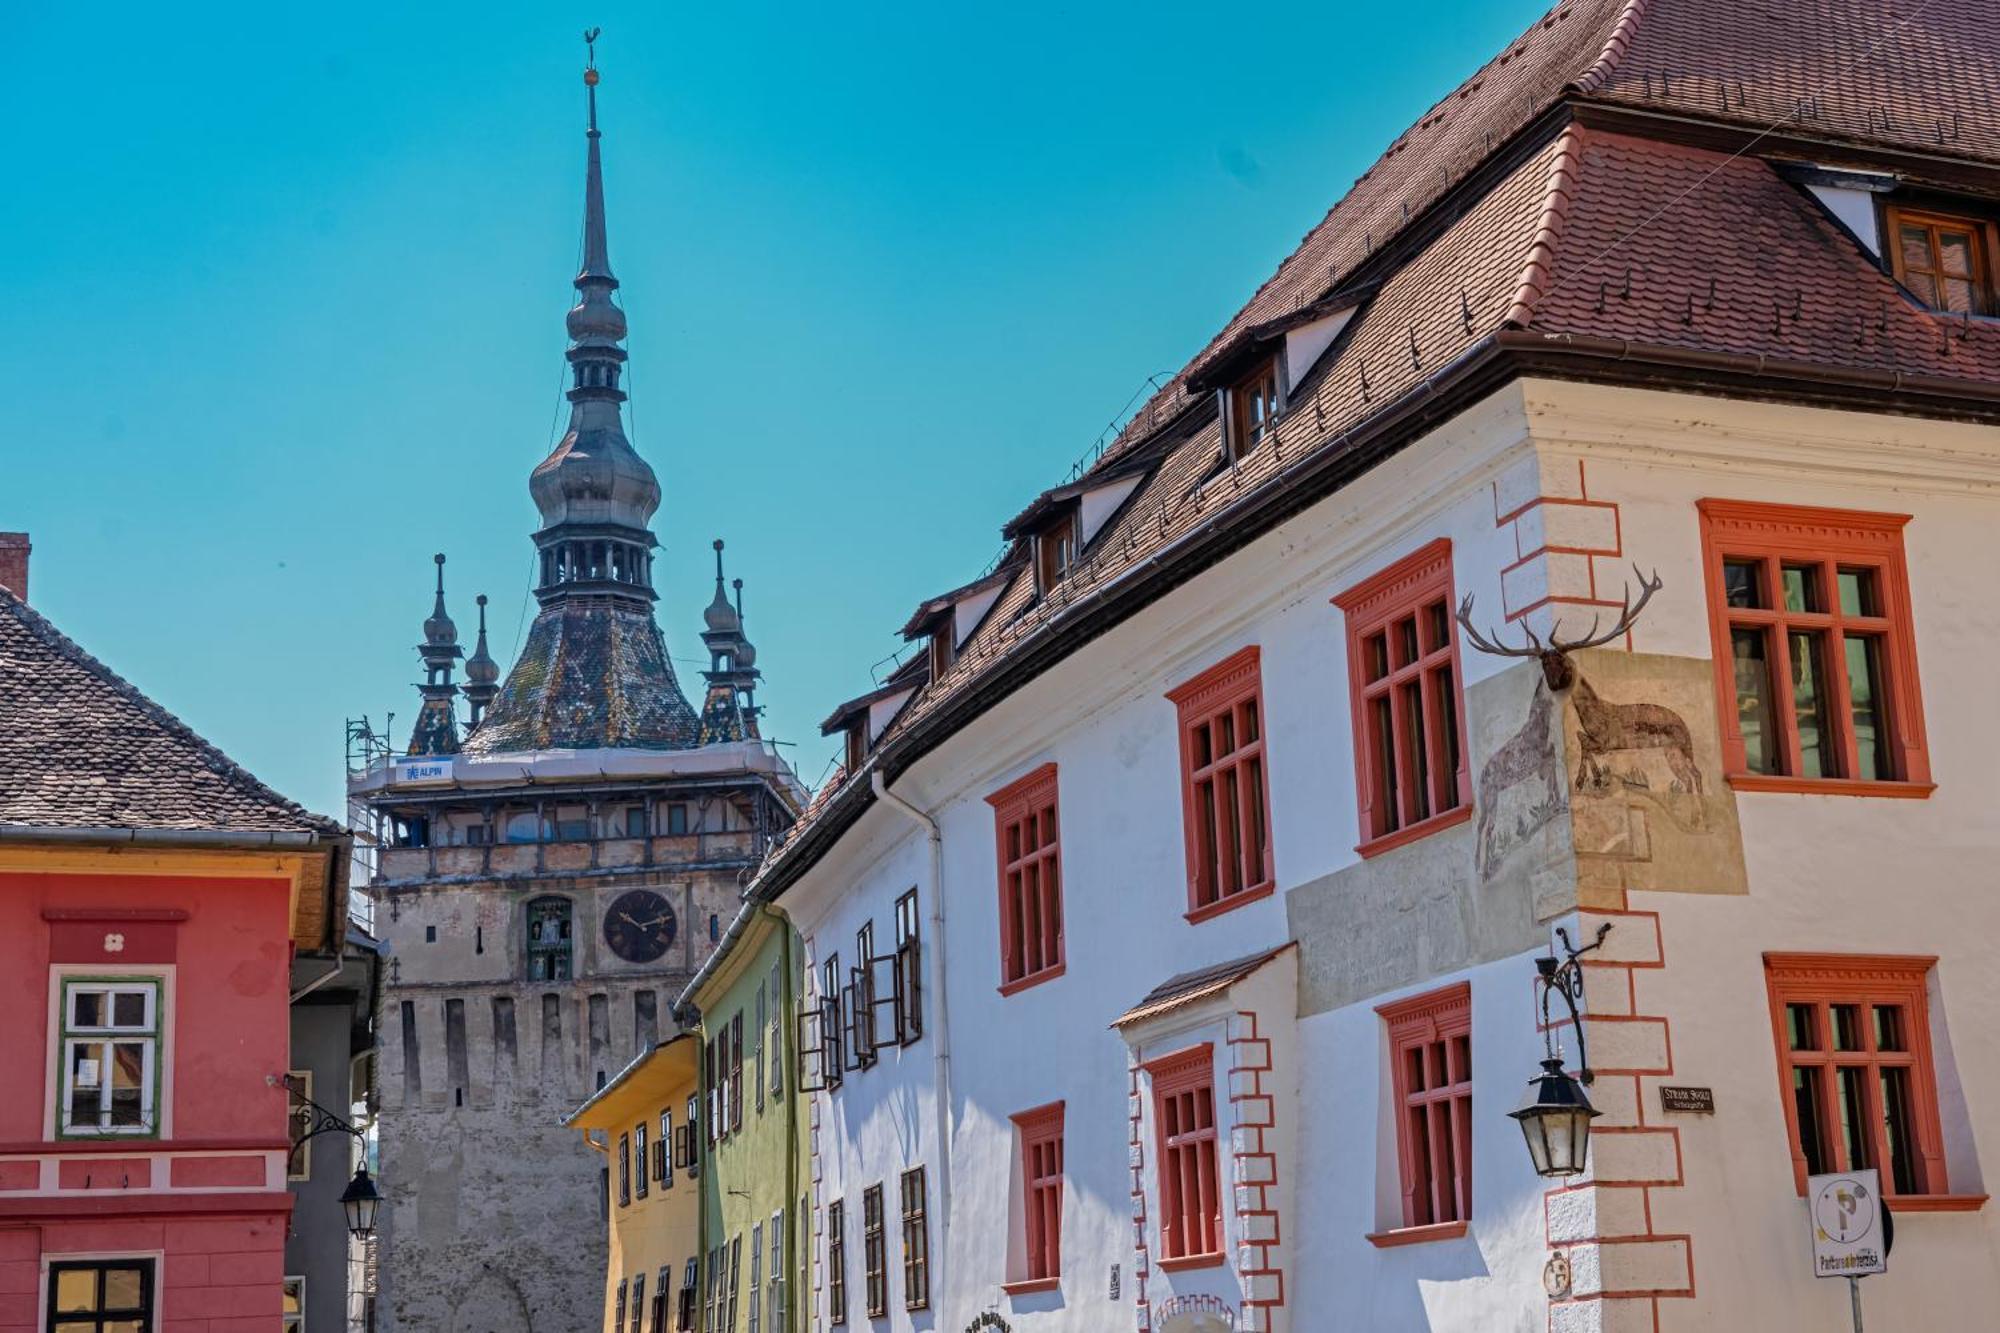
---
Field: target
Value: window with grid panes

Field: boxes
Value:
[729,1013,745,1133]
[1012,1102,1065,1286]
[900,1167,930,1309]
[57,978,161,1137]
[614,1279,628,1333]
[1377,983,1472,1234]
[1765,954,1955,1199]
[618,1132,631,1207]
[1886,204,1994,314]
[629,1274,645,1333]
[826,1198,848,1325]
[651,1267,669,1333]
[893,889,923,1043]
[658,1108,673,1188]
[47,1261,154,1333]
[747,1224,762,1333]
[1335,540,1469,853]
[1146,1045,1221,1262]
[1034,510,1079,595]
[768,1209,786,1332]
[1227,357,1281,458]
[634,1122,648,1199]
[726,1235,742,1332]
[987,765,1065,991]
[1166,647,1273,920]
[1698,501,1930,792]
[768,960,785,1095]
[676,1258,697,1331]
[862,1184,887,1318]
[754,982,767,1114]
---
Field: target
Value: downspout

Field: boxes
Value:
[868,772,953,1282]
[781,913,803,1333]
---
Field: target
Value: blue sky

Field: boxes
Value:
[1,1,1546,817]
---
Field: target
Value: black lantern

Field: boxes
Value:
[1511,1057,1600,1178]
[340,1165,382,1239]
[1513,924,1611,1179]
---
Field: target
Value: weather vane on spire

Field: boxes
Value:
[583,27,602,130]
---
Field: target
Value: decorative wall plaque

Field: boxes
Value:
[1659,1085,1716,1114]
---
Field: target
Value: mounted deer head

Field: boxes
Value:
[1456,566,1663,691]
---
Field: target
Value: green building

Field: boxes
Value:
[681,903,808,1332]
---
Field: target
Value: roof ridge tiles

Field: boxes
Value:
[0,586,342,835]
[1504,124,1590,328]
[1569,0,1650,95]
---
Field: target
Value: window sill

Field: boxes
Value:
[1002,1277,1061,1296]
[1727,774,1935,799]
[1356,804,1472,860]
[1881,1194,1986,1213]
[1366,1221,1469,1248]
[1156,1252,1227,1273]
[1184,880,1275,925]
[998,964,1067,998]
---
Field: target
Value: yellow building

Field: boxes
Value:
[566,1035,702,1333]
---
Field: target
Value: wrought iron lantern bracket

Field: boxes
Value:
[1535,922,1611,1084]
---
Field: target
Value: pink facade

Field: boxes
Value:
[0,869,296,1332]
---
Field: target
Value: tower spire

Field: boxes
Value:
[579,28,612,284]
[407,553,464,756]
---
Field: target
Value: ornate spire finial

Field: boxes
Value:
[733,577,744,619]
[583,27,602,132]
[705,538,739,631]
[408,554,464,756]
[463,592,501,726]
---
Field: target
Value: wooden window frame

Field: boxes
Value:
[928,623,955,683]
[1145,1043,1224,1268]
[729,1013,745,1134]
[892,889,924,1045]
[1167,647,1275,921]
[862,1183,888,1319]
[1371,982,1473,1244]
[1763,953,1977,1208]
[1006,1101,1065,1293]
[1034,508,1080,597]
[768,1207,787,1332]
[1884,203,1998,315]
[899,1166,930,1310]
[1225,356,1283,460]
[56,976,163,1140]
[650,1266,670,1333]
[826,1197,848,1326]
[747,1222,763,1333]
[634,1120,649,1199]
[987,764,1066,993]
[754,981,767,1115]
[630,1273,647,1333]
[1334,538,1472,856]
[46,1259,156,1333]
[615,1278,629,1333]
[618,1132,632,1208]
[1697,500,1932,797]
[676,1257,698,1331]
[726,1235,742,1333]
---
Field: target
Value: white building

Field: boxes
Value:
[753,1,2000,1330]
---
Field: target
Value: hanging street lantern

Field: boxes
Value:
[1513,924,1611,1179]
[1512,1056,1601,1178]
[340,1164,384,1239]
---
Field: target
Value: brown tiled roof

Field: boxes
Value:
[1112,944,1295,1029]
[0,588,343,835]
[752,0,2000,901]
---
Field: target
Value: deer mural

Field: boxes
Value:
[1457,567,1696,872]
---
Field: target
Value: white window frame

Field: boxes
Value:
[49,970,170,1140]
[284,1275,305,1331]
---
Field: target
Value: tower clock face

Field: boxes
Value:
[604,889,676,963]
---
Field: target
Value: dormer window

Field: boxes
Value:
[1886,205,1994,314]
[1034,511,1078,595]
[845,721,868,774]
[1226,357,1281,460]
[928,624,955,682]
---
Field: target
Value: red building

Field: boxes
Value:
[0,549,348,1333]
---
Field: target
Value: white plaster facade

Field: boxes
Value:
[774,377,2000,1333]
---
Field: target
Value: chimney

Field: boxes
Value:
[0,533,26,603]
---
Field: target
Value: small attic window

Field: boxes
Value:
[1886,204,1995,315]
[1226,357,1281,460]
[928,622,955,682]
[1034,511,1079,595]
[845,721,868,774]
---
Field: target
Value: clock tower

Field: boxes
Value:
[348,38,805,1333]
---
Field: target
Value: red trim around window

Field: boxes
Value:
[1696,501,1932,796]
[1334,539,1472,857]
[987,765,1066,994]
[1006,1101,1065,1292]
[1144,1043,1223,1265]
[1762,953,1970,1203]
[1166,647,1274,922]
[1373,982,1472,1239]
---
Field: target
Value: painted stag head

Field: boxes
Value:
[1455,566,1663,691]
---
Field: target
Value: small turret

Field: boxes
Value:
[697,540,762,744]
[406,554,464,756]
[463,594,501,727]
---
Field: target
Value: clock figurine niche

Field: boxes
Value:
[604,889,677,964]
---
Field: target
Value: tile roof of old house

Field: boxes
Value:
[758,0,2000,886]
[0,587,344,836]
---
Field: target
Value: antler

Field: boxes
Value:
[1455,592,1545,659]
[1548,565,1663,652]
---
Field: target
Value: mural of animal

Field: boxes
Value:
[1572,675,1702,794]
[1475,684,1564,877]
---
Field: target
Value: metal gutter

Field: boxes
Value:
[0,824,326,848]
